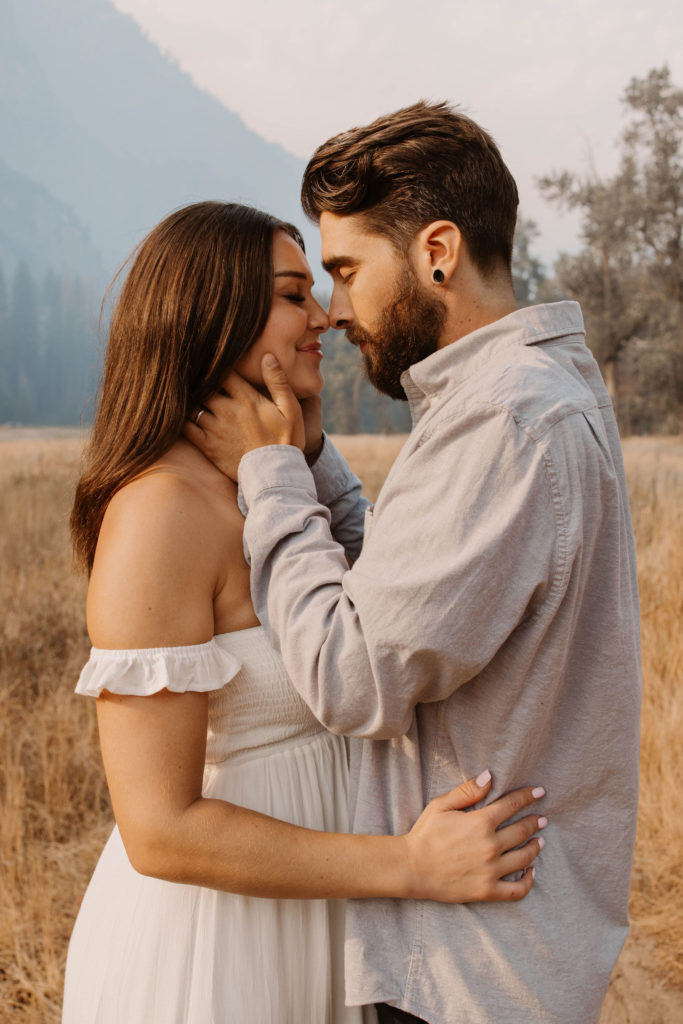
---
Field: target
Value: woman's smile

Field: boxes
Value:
[235,231,328,398]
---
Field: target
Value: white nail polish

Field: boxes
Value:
[538,817,548,829]
[538,836,545,850]
[531,786,545,799]
[476,769,492,787]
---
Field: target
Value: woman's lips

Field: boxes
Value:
[298,344,323,358]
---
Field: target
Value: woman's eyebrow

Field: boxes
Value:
[274,270,310,280]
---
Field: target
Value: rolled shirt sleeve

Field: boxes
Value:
[238,404,559,740]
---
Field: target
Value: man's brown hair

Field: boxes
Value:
[301,101,519,276]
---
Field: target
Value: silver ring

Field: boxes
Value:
[194,408,206,426]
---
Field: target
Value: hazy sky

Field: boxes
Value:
[111,0,683,265]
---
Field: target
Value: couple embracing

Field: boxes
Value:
[62,102,641,1024]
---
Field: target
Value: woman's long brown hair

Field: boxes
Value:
[71,201,304,572]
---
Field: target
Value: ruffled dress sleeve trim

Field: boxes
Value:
[75,637,242,698]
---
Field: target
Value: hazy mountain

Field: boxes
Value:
[0,156,103,280]
[0,0,410,431]
[1,0,313,278]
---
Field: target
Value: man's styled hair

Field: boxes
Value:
[301,100,519,276]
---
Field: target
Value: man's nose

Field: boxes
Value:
[328,291,353,331]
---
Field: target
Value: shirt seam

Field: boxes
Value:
[245,482,318,503]
[538,443,571,602]
[503,406,574,604]
[408,323,585,399]
[403,899,425,1008]
[418,401,570,615]
[416,388,603,448]
[498,405,572,607]
[403,699,446,1005]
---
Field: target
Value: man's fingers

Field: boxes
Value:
[485,785,546,829]
[260,355,305,448]
[218,370,257,399]
[189,405,214,428]
[183,417,209,448]
[261,355,299,413]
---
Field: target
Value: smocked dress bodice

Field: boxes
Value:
[207,628,325,761]
[77,626,325,763]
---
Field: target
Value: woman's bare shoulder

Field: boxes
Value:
[87,457,240,649]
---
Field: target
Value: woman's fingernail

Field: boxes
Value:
[476,769,492,787]
[538,817,548,829]
[531,786,546,799]
[263,354,279,369]
[538,836,545,850]
[531,867,536,880]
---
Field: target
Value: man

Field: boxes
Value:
[188,102,641,1024]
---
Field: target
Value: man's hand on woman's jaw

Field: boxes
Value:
[183,355,315,481]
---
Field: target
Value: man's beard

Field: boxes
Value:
[346,265,447,400]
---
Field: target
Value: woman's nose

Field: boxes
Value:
[310,299,330,333]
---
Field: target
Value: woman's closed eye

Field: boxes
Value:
[284,293,306,304]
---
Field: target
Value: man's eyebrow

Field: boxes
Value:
[322,256,358,274]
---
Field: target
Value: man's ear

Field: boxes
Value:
[409,221,462,287]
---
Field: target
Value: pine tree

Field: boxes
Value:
[539,66,683,433]
[7,263,40,423]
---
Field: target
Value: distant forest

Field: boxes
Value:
[0,262,99,426]
[0,255,415,433]
[0,59,681,434]
[535,67,683,435]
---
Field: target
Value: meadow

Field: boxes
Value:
[0,428,681,1022]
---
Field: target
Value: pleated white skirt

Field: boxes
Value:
[63,730,376,1024]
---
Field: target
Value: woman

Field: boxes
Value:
[63,202,546,1024]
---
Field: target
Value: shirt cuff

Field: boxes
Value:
[237,445,316,516]
[309,434,362,507]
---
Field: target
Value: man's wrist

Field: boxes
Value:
[238,444,315,510]
[305,434,325,467]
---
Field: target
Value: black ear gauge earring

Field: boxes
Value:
[433,269,445,284]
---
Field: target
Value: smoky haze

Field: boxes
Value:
[1,0,314,282]
[0,0,328,427]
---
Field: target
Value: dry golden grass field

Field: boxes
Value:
[0,427,681,1022]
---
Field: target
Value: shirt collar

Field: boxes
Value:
[401,301,585,420]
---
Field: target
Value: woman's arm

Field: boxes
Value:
[97,686,544,902]
[89,467,545,903]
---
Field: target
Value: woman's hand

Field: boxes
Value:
[402,772,547,903]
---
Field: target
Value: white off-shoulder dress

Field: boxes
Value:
[62,627,375,1024]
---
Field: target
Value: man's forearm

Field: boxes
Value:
[239,446,401,737]
[310,434,368,564]
[238,413,557,740]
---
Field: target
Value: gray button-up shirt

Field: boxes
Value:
[238,301,641,1024]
